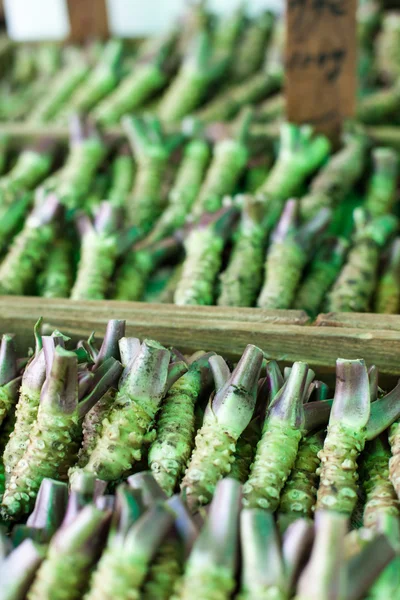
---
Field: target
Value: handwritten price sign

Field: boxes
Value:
[285,0,357,141]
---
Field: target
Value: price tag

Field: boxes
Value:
[285,0,357,141]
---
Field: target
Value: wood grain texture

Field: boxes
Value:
[0,297,399,374]
[316,312,400,331]
[285,0,357,141]
[67,0,108,41]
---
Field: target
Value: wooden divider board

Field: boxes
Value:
[67,0,108,40]
[285,0,358,141]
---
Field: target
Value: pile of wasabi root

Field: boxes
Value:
[0,318,399,599]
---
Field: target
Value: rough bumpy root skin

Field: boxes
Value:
[363,453,399,530]
[180,421,236,512]
[174,230,223,306]
[86,548,147,600]
[389,421,400,500]
[237,589,287,600]
[257,242,305,310]
[80,394,152,482]
[316,423,366,515]
[159,71,209,123]
[230,436,257,484]
[28,550,93,600]
[71,233,118,300]
[375,273,400,314]
[73,391,114,471]
[40,242,72,299]
[2,408,79,519]
[328,241,378,312]
[142,540,182,600]
[294,261,341,315]
[3,388,41,480]
[149,377,198,496]
[128,157,167,230]
[175,565,234,600]
[278,432,324,521]
[0,386,17,428]
[243,421,302,510]
[114,252,153,302]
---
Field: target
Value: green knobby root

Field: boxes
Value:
[357,86,400,125]
[237,588,287,600]
[180,420,236,512]
[230,431,258,484]
[80,393,153,482]
[375,272,400,314]
[0,150,52,192]
[159,70,210,123]
[127,155,167,229]
[257,241,306,309]
[363,454,399,531]
[67,69,118,114]
[278,433,324,523]
[0,413,15,499]
[57,141,105,210]
[0,386,17,428]
[40,242,72,299]
[28,548,93,600]
[316,423,366,515]
[175,565,234,600]
[191,141,248,219]
[327,241,379,312]
[148,374,199,496]
[365,172,397,219]
[243,421,303,510]
[174,229,224,306]
[86,548,148,600]
[389,421,400,500]
[233,19,273,82]
[71,232,118,300]
[109,156,135,207]
[94,64,166,126]
[2,408,80,518]
[294,259,343,315]
[0,224,54,295]
[114,251,154,302]
[3,388,41,480]
[142,540,182,600]
[218,223,265,307]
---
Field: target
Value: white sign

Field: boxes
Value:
[4,0,70,41]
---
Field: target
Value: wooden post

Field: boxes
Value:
[285,0,357,142]
[67,0,109,41]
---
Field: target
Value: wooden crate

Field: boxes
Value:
[1,296,400,377]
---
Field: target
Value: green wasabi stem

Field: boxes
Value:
[148,352,214,496]
[0,140,54,204]
[2,349,122,519]
[257,201,331,309]
[256,93,285,122]
[181,346,263,512]
[300,132,368,220]
[308,381,330,402]
[218,195,269,307]
[376,12,400,84]
[64,39,124,115]
[108,144,135,208]
[238,509,286,600]
[243,362,309,510]
[87,502,174,600]
[231,11,275,82]
[0,194,60,296]
[56,122,106,210]
[93,31,178,125]
[361,437,399,531]
[93,319,126,371]
[145,139,211,244]
[190,110,251,219]
[278,431,325,530]
[62,473,98,528]
[29,61,90,122]
[293,237,348,316]
[281,518,315,594]
[76,340,186,482]
[174,206,239,306]
[0,525,12,558]
[176,478,241,600]
[28,505,111,600]
[39,240,73,299]
[375,237,400,313]
[128,471,168,506]
[0,334,19,428]
[257,123,331,213]
[71,202,121,300]
[357,81,400,125]
[12,478,68,546]
[114,236,180,301]
[294,511,348,600]
[316,359,370,515]
[0,539,46,600]
[327,210,398,312]
[122,115,171,230]
[366,513,400,599]
[365,147,398,217]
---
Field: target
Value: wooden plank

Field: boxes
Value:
[67,0,108,41]
[285,0,357,142]
[316,312,400,331]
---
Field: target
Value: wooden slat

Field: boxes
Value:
[67,0,108,41]
[316,312,400,331]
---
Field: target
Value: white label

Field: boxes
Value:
[4,0,70,41]
[106,0,185,37]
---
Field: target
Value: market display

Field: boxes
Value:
[0,319,399,599]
